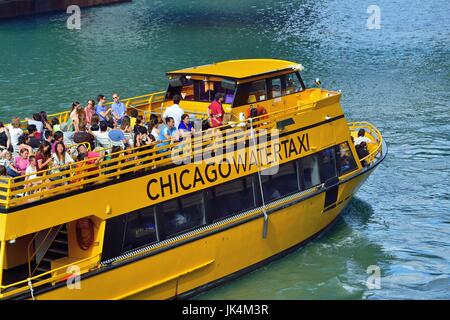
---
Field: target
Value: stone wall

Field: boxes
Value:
[0,0,131,19]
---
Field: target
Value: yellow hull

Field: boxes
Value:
[27,167,372,300]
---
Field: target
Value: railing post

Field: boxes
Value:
[0,240,5,291]
[5,178,12,209]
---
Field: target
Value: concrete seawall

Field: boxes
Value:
[0,0,131,19]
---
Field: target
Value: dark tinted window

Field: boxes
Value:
[261,161,299,202]
[205,176,256,222]
[102,215,126,261]
[233,80,267,107]
[319,147,337,183]
[157,192,206,239]
[336,142,358,175]
[122,207,158,253]
[285,72,303,94]
[299,154,321,189]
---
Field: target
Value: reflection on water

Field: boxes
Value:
[0,0,449,299]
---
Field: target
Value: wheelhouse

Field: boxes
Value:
[164,59,307,120]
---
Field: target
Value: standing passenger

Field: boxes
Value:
[162,94,184,128]
[207,93,225,128]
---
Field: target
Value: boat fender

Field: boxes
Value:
[76,218,95,250]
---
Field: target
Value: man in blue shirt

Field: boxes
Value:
[95,94,112,123]
[111,93,126,124]
[157,117,177,154]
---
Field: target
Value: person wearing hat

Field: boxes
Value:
[108,127,128,149]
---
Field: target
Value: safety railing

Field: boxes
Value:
[0,253,100,299]
[2,91,167,129]
[348,121,383,166]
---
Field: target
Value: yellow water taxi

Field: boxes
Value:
[0,59,386,299]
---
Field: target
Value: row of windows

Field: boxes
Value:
[164,72,306,107]
[102,142,357,261]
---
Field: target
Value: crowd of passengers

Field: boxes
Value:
[0,92,227,187]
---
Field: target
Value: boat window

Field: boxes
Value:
[211,81,235,104]
[196,80,212,102]
[248,80,267,103]
[285,72,303,94]
[270,77,285,98]
[102,215,127,261]
[335,142,358,176]
[299,154,321,189]
[157,192,206,239]
[122,206,158,253]
[319,147,338,183]
[260,161,299,202]
[205,176,256,222]
[165,79,195,101]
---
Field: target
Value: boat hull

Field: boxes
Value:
[20,163,376,300]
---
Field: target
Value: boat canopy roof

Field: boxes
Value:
[166,59,304,80]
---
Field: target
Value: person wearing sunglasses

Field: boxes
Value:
[111,93,126,125]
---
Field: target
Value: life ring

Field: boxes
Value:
[76,218,95,250]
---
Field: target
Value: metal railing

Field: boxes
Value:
[348,121,383,166]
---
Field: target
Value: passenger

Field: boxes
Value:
[2,151,18,177]
[43,130,53,145]
[51,117,61,132]
[156,117,178,154]
[17,134,33,155]
[13,148,30,176]
[0,121,11,152]
[93,121,111,149]
[51,131,64,153]
[108,127,128,149]
[133,115,146,135]
[111,93,126,124]
[73,122,95,151]
[50,142,74,182]
[355,141,370,167]
[7,117,23,154]
[39,111,53,133]
[147,114,160,141]
[120,116,133,147]
[27,125,40,149]
[162,94,184,128]
[90,114,101,132]
[129,109,138,128]
[75,145,104,185]
[207,93,225,128]
[178,114,195,139]
[69,102,84,132]
[84,99,96,126]
[25,113,44,134]
[0,165,9,201]
[25,155,38,183]
[35,141,52,174]
[95,95,112,124]
[134,126,152,148]
[354,129,375,146]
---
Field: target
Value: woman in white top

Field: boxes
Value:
[148,114,160,141]
[50,142,74,185]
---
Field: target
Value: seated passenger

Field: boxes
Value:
[354,129,376,146]
[93,122,111,149]
[108,127,128,149]
[50,142,74,182]
[207,93,225,128]
[178,114,195,135]
[147,114,160,141]
[355,141,370,167]
[14,148,30,176]
[51,118,61,133]
[25,113,44,134]
[95,95,112,124]
[17,134,33,155]
[51,131,64,153]
[133,115,146,136]
[90,114,101,132]
[163,94,184,128]
[27,125,40,149]
[130,109,138,128]
[25,155,39,190]
[73,123,95,151]
[156,117,178,154]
